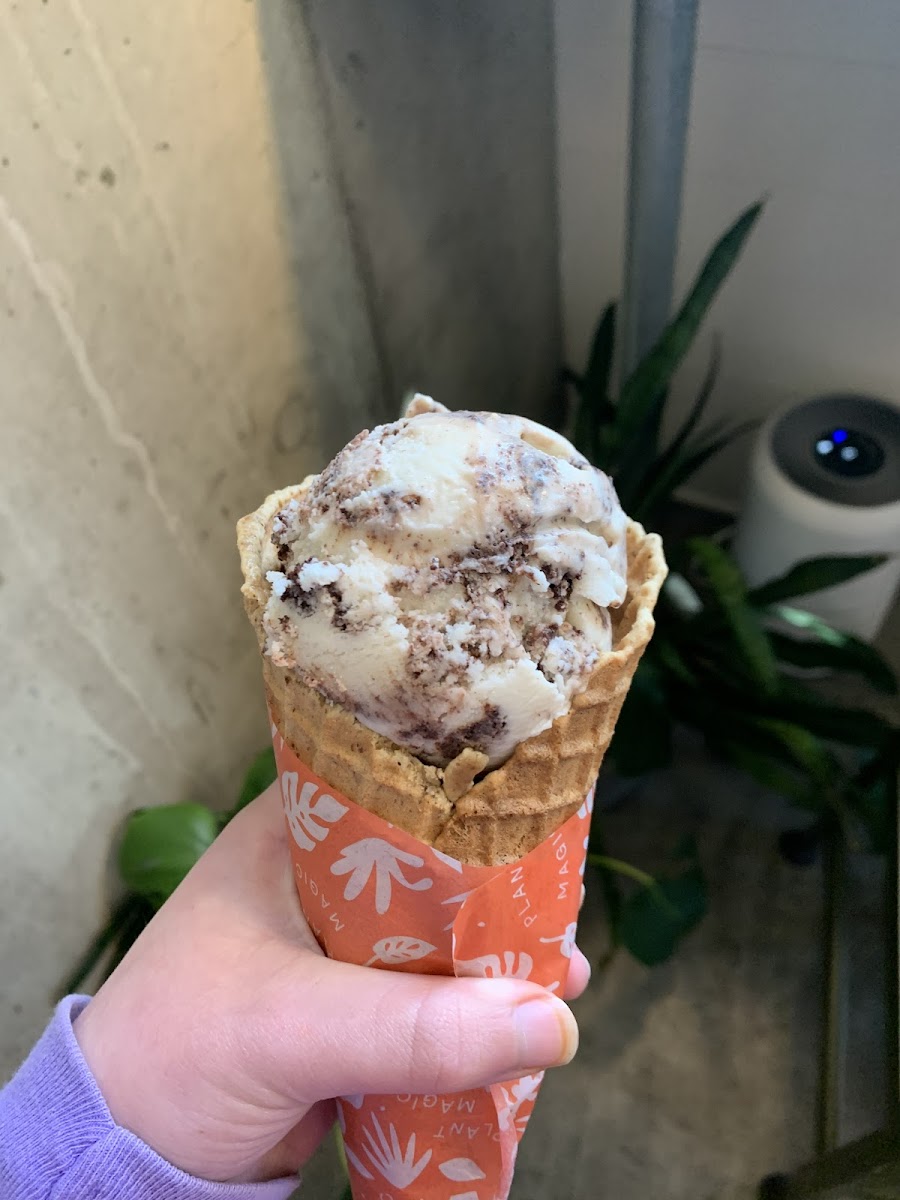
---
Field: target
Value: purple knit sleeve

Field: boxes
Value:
[0,997,300,1200]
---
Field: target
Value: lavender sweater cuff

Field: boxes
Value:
[0,997,299,1200]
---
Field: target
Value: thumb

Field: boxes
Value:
[264,954,579,1101]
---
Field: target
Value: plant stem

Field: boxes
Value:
[587,825,624,961]
[588,854,682,920]
[102,896,153,983]
[333,1121,352,1198]
[55,894,136,998]
[588,854,657,890]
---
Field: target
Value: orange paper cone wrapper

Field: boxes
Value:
[271,721,592,1200]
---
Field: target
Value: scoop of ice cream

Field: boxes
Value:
[261,395,628,767]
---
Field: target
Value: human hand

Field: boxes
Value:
[74,783,588,1184]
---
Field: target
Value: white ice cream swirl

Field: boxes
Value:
[262,395,628,767]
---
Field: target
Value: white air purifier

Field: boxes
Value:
[732,394,900,641]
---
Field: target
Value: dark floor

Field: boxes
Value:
[511,754,887,1200]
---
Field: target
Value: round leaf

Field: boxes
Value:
[119,803,219,904]
[617,867,708,967]
[233,747,278,816]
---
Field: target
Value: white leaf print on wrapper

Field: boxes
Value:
[361,1116,432,1187]
[456,951,534,980]
[497,1073,544,1133]
[439,1157,487,1181]
[442,889,473,932]
[365,936,437,967]
[432,847,464,873]
[281,773,347,852]
[449,1194,480,1200]
[336,1103,373,1178]
[540,921,577,959]
[330,838,432,914]
[344,1144,375,1181]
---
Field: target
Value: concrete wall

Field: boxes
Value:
[556,0,900,509]
[262,2,560,428]
[0,0,559,1078]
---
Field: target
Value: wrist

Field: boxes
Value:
[73,992,185,1173]
[3,997,297,1200]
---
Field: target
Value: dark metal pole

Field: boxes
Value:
[620,0,700,380]
[818,821,847,1157]
[887,770,900,1127]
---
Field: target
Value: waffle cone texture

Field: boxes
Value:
[238,484,667,866]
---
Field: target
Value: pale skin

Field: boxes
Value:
[74,783,589,1184]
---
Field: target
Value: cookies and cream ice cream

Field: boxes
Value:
[258,395,629,768]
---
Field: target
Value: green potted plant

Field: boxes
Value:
[565,200,899,966]
[60,748,278,995]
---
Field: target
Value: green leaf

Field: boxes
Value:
[587,821,624,958]
[57,895,137,998]
[851,747,899,854]
[769,625,897,695]
[674,681,838,782]
[582,302,617,407]
[589,854,658,890]
[748,555,889,608]
[740,719,866,839]
[684,668,896,756]
[608,660,673,775]
[654,636,699,686]
[618,340,722,520]
[665,335,722,460]
[688,537,779,693]
[618,865,708,967]
[616,200,764,451]
[573,302,617,465]
[751,717,838,784]
[768,682,896,750]
[621,345,720,519]
[629,418,757,525]
[233,746,278,817]
[589,833,709,967]
[103,897,154,982]
[119,803,220,904]
[714,739,819,809]
[334,1122,352,1195]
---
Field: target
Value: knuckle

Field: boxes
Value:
[406,986,472,1094]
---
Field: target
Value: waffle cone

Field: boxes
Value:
[238,484,666,865]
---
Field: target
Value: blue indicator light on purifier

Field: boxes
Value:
[813,426,884,477]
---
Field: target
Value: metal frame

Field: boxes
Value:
[759,797,900,1197]
[620,0,699,378]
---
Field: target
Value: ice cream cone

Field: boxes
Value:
[239,432,666,1200]
[238,484,666,866]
